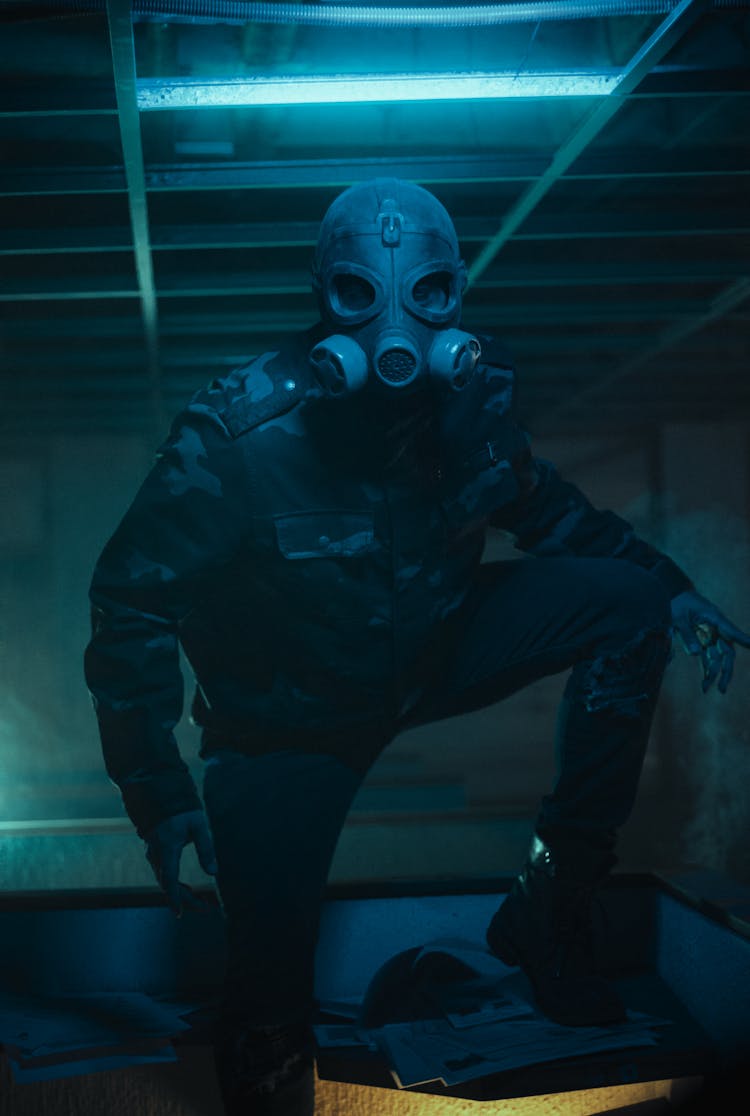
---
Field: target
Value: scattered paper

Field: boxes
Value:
[412,938,517,982]
[376,1013,666,1088]
[5,1043,178,1084]
[0,991,195,1083]
[316,937,673,1090]
[313,1024,378,1051]
[317,995,362,1021]
[0,992,191,1054]
[0,939,674,1088]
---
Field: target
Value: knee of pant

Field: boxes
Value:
[568,624,673,719]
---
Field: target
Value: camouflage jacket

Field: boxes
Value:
[84,325,692,837]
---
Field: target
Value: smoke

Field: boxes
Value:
[0,685,66,777]
[655,502,750,881]
[0,683,77,843]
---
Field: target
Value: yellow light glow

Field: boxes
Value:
[314,1071,687,1114]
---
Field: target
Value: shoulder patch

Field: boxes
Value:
[220,351,309,438]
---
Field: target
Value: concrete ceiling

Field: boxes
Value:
[1,0,749,440]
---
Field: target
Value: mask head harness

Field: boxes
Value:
[310,178,480,397]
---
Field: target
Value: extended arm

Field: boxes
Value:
[491,443,750,693]
[491,450,693,599]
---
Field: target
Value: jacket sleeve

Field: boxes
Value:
[489,440,694,599]
[84,398,251,838]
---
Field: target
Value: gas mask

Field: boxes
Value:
[310,178,481,397]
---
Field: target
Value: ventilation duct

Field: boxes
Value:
[3,0,749,28]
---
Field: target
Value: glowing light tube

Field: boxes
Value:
[136,71,623,110]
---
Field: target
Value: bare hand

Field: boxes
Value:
[144,808,218,917]
[671,590,750,695]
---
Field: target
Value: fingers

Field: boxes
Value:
[160,842,183,915]
[177,881,213,912]
[147,852,213,916]
[700,651,716,693]
[717,621,750,650]
[718,640,735,695]
[676,613,743,694]
[701,640,734,695]
[190,815,218,876]
[146,839,183,916]
[676,623,702,656]
[145,811,218,919]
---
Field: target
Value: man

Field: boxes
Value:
[84,178,748,1115]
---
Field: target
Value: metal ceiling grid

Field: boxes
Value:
[0,0,748,439]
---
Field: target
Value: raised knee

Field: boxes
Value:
[576,623,672,718]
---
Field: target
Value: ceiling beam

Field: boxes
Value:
[4,213,750,255]
[0,227,136,254]
[105,0,163,433]
[467,0,709,286]
[0,155,541,197]
[0,288,141,301]
[6,300,746,340]
[4,148,750,198]
[0,311,312,338]
[0,78,118,117]
[6,345,745,379]
[470,260,749,285]
[3,257,748,300]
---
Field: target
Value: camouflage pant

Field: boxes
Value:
[202,555,672,1029]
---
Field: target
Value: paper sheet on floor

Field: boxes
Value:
[376,1012,668,1088]
[5,1042,179,1083]
[315,937,671,1089]
[0,991,194,1082]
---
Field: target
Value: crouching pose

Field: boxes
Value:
[85,178,748,1114]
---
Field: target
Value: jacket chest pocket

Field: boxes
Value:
[440,444,520,531]
[273,511,376,559]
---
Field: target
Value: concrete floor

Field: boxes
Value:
[0,1045,705,1116]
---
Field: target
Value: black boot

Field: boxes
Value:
[212,1019,316,1115]
[486,832,626,1026]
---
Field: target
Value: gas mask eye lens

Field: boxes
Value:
[333,273,376,314]
[412,271,451,312]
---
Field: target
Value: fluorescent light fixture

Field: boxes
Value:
[136,71,623,111]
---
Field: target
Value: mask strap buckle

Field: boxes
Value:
[380,208,402,246]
